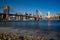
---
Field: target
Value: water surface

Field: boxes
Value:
[0,20,60,31]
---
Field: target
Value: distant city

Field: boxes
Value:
[0,6,60,21]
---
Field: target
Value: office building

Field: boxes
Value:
[47,11,51,18]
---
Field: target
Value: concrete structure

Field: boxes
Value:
[3,6,9,20]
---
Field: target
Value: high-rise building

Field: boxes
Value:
[31,12,34,16]
[36,9,39,17]
[38,11,42,18]
[47,11,51,18]
[36,9,39,14]
[36,9,42,18]
[24,12,28,15]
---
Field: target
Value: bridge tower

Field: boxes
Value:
[3,6,9,20]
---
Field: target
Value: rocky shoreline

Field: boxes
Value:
[0,27,60,40]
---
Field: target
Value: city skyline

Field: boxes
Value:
[0,0,60,17]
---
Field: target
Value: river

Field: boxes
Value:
[0,20,60,30]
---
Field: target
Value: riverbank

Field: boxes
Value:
[0,27,60,40]
[0,20,60,22]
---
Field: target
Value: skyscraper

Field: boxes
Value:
[36,9,39,17]
[47,11,51,18]
[38,11,42,18]
[36,9,42,18]
[31,12,34,16]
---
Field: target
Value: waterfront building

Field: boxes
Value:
[38,11,42,18]
[52,14,60,20]
[31,12,34,16]
[47,11,51,18]
[36,9,39,17]
[45,11,51,20]
[36,9,42,18]
[36,9,42,20]
[45,12,60,20]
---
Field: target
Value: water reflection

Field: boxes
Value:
[47,21,51,34]
[0,20,60,30]
[3,22,8,27]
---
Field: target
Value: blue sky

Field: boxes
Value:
[0,0,60,16]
